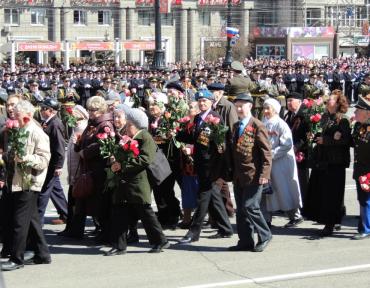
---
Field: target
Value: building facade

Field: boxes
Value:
[0,0,254,65]
[250,0,369,57]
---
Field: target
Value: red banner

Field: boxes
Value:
[198,0,240,5]
[135,0,181,5]
[71,42,114,51]
[122,41,155,51]
[17,42,61,52]
[160,0,169,13]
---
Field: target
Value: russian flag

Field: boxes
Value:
[226,27,239,38]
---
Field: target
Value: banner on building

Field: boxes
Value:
[198,0,240,5]
[17,42,61,52]
[71,42,114,51]
[256,45,286,59]
[288,27,335,38]
[135,0,181,6]
[70,0,120,5]
[122,41,155,50]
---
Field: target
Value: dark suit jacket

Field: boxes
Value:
[176,110,228,191]
[231,116,272,187]
[43,115,66,171]
[284,105,310,168]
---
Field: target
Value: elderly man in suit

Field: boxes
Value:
[177,88,233,244]
[38,98,68,225]
[229,92,272,252]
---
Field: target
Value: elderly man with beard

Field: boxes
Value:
[1,100,51,271]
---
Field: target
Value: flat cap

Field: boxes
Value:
[234,92,253,103]
[195,88,214,101]
[207,83,225,91]
[287,92,303,100]
[355,96,370,111]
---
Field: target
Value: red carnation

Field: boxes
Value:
[23,117,31,125]
[96,133,108,140]
[310,113,321,123]
[65,107,73,114]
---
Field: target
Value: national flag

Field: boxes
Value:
[226,27,239,38]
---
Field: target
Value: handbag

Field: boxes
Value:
[72,161,94,199]
[147,146,172,187]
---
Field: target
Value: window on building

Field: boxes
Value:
[4,9,20,26]
[199,11,211,26]
[327,5,368,28]
[257,12,274,27]
[73,10,87,25]
[220,10,241,26]
[31,9,46,25]
[306,8,321,27]
[161,13,173,26]
[98,10,111,25]
[138,10,154,25]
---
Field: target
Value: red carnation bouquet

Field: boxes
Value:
[97,127,140,190]
[300,97,326,161]
[359,173,370,193]
[6,118,32,189]
[204,114,228,152]
[63,106,77,128]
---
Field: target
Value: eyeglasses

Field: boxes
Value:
[41,107,49,111]
[87,108,99,112]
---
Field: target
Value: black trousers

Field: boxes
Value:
[152,172,182,225]
[110,203,167,251]
[10,191,50,264]
[234,184,271,248]
[188,182,233,239]
[0,187,13,255]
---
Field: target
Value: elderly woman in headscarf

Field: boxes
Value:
[261,98,303,228]
[59,105,89,237]
[106,108,169,255]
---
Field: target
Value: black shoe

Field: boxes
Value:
[148,241,170,253]
[127,232,139,244]
[228,245,253,251]
[1,261,24,271]
[23,251,35,262]
[208,232,233,239]
[24,256,51,265]
[253,237,272,252]
[178,221,191,230]
[284,217,304,228]
[103,248,126,256]
[177,235,199,244]
[351,233,370,240]
[334,224,341,231]
[319,226,334,237]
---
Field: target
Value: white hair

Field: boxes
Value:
[15,100,35,116]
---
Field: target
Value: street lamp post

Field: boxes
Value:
[223,0,233,68]
[153,0,165,69]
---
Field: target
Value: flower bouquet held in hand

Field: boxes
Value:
[203,114,228,153]
[6,118,32,189]
[176,116,195,163]
[301,97,326,160]
[97,127,140,191]
[63,106,77,128]
[156,98,188,143]
[359,173,370,193]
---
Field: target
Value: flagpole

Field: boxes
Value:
[223,0,233,68]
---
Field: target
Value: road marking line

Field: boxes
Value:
[180,264,370,288]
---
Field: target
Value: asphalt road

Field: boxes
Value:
[2,109,370,288]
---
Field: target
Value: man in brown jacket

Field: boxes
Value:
[229,92,273,252]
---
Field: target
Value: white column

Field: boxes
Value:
[115,38,120,68]
[11,41,16,73]
[64,40,70,70]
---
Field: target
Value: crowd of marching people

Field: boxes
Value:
[0,57,369,271]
